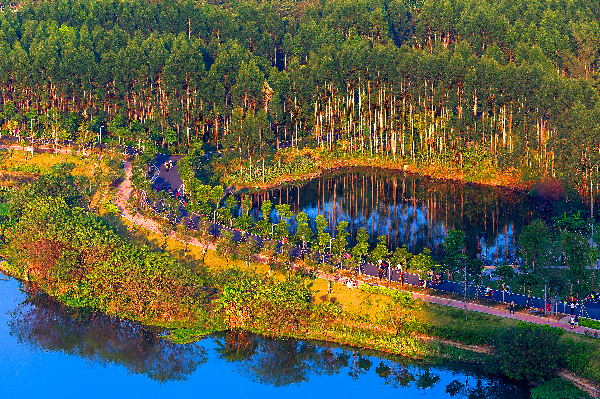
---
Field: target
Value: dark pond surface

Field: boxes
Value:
[0,273,530,398]
[246,168,586,264]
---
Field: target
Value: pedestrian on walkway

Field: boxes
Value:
[575,314,579,327]
[509,301,515,314]
[570,316,575,329]
[570,301,575,315]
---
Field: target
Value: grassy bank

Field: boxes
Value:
[226,147,525,192]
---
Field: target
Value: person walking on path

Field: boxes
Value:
[571,301,576,315]
[575,314,579,327]
[509,300,515,314]
[570,316,575,329]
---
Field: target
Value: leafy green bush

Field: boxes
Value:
[11,164,41,174]
[103,200,121,215]
[360,284,412,304]
[217,271,316,332]
[563,338,594,374]
[579,317,600,330]
[50,162,76,173]
[530,378,590,399]
[9,172,86,218]
[492,321,565,381]
[0,202,9,216]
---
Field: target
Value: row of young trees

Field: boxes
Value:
[0,0,599,196]
[129,148,448,280]
[514,212,600,300]
[131,148,598,299]
[134,149,600,304]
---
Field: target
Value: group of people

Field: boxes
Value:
[164,159,174,171]
[585,291,599,303]
[570,314,580,329]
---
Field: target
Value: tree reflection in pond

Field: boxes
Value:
[375,361,416,388]
[348,353,372,380]
[215,333,353,387]
[215,330,259,362]
[253,168,579,263]
[241,338,350,387]
[444,377,529,399]
[416,369,442,390]
[217,334,529,396]
[8,284,207,382]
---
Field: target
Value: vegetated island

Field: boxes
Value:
[0,150,595,398]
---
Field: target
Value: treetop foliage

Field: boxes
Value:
[0,0,598,189]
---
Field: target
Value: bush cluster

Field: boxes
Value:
[360,284,412,304]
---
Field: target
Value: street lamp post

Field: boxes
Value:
[464,262,468,322]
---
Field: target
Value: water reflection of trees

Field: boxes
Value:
[9,284,207,382]
[226,334,529,398]
[255,168,552,263]
[444,377,529,399]
[215,333,350,387]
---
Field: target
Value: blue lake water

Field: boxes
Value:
[0,273,530,398]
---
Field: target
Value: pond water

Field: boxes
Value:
[246,168,583,264]
[0,273,530,398]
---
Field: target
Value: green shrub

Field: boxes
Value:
[430,325,495,346]
[579,317,600,330]
[11,164,41,174]
[50,162,76,173]
[493,321,565,381]
[530,378,590,399]
[0,202,9,216]
[103,200,121,215]
[360,284,412,304]
[563,338,593,374]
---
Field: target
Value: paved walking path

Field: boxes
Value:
[411,291,598,335]
[115,161,600,337]
[115,161,216,250]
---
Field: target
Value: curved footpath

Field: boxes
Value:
[115,161,212,248]
[115,162,600,336]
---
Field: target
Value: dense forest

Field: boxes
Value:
[0,0,599,195]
